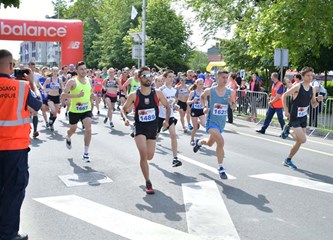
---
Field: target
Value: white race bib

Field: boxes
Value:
[297,106,308,118]
[138,108,156,122]
[76,102,88,111]
[213,103,228,116]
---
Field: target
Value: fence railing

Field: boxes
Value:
[235,90,333,132]
[236,90,269,122]
[308,97,333,129]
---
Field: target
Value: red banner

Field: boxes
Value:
[0,19,83,66]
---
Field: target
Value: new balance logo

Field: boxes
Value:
[68,41,81,49]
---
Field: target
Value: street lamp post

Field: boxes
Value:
[141,0,146,67]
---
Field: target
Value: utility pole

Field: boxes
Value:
[57,0,61,67]
[141,0,146,67]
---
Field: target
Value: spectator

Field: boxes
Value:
[248,73,261,121]
[0,49,42,240]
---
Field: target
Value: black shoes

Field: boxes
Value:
[256,129,265,134]
[0,233,29,240]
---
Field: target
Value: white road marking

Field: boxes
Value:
[156,146,236,180]
[250,173,333,194]
[229,130,333,158]
[182,181,240,240]
[34,195,201,240]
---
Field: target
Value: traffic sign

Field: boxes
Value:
[132,44,141,59]
[274,48,289,67]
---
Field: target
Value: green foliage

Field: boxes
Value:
[0,0,20,8]
[188,50,207,72]
[185,0,333,75]
[326,81,333,98]
[57,0,192,70]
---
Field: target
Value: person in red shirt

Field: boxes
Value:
[92,69,104,115]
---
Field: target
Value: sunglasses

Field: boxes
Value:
[141,73,153,78]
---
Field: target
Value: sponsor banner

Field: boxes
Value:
[0,19,83,66]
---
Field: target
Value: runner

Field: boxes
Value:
[60,65,71,118]
[193,70,236,179]
[61,61,93,162]
[118,68,130,110]
[175,74,190,132]
[103,68,122,128]
[185,70,194,130]
[28,61,42,137]
[187,78,206,145]
[281,67,323,169]
[157,70,182,167]
[38,67,50,129]
[91,69,103,115]
[43,66,64,131]
[121,66,170,194]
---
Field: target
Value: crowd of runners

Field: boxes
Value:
[20,61,323,194]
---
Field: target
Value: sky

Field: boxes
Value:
[0,0,222,60]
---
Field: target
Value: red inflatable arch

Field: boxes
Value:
[0,18,83,66]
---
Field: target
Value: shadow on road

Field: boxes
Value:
[200,173,273,213]
[136,188,184,221]
[67,158,105,186]
[296,168,333,184]
[150,163,197,186]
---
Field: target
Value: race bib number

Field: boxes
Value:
[138,108,156,122]
[213,103,228,116]
[76,102,88,111]
[297,106,308,118]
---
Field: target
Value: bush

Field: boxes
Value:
[326,81,333,97]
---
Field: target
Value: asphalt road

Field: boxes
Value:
[20,107,333,240]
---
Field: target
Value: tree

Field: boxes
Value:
[185,0,333,73]
[127,0,192,72]
[55,0,103,68]
[188,50,208,73]
[0,0,19,8]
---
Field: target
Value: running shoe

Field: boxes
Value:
[172,158,182,167]
[117,106,120,111]
[50,125,54,131]
[188,123,193,130]
[104,117,108,124]
[282,159,297,170]
[46,122,50,129]
[33,131,39,138]
[190,140,195,146]
[82,153,91,163]
[66,138,72,149]
[97,110,100,115]
[183,128,188,133]
[281,124,290,139]
[218,166,228,179]
[146,180,155,194]
[193,139,201,153]
[110,122,114,128]
[65,112,68,118]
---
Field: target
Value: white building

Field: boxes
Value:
[19,41,60,67]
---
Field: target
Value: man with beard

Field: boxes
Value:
[121,66,170,194]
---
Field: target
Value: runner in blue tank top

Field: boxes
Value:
[193,70,236,179]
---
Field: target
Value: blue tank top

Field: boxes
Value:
[191,90,203,109]
[49,78,61,90]
[39,77,49,101]
[206,87,231,130]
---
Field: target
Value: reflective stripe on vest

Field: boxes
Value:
[0,81,30,126]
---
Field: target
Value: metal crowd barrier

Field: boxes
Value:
[235,90,332,136]
[308,98,333,138]
[236,90,269,122]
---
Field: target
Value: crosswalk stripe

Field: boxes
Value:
[250,173,333,194]
[182,181,240,240]
[34,195,201,240]
[156,146,236,180]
